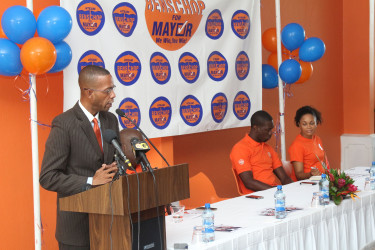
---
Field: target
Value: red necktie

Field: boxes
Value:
[92,118,103,152]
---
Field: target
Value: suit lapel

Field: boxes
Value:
[73,103,104,160]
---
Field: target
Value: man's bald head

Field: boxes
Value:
[78,65,111,89]
[250,110,273,127]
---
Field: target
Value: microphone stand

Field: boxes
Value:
[113,154,126,181]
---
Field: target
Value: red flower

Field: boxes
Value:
[338,178,346,188]
[329,173,335,182]
[348,184,357,192]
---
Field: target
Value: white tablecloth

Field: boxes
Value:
[166,167,375,250]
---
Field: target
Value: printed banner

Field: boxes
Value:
[61,0,262,138]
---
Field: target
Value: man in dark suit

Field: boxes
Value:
[40,65,119,249]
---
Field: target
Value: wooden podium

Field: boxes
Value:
[59,163,189,250]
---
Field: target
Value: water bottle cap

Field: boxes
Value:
[205,203,210,209]
[372,161,375,166]
[321,174,326,178]
[277,185,282,190]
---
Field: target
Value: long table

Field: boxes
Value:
[166,167,375,250]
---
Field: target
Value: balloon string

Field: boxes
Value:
[30,119,51,128]
[14,74,33,101]
[274,117,281,155]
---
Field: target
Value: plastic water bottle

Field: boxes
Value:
[370,161,375,190]
[319,174,330,205]
[202,203,215,242]
[274,185,286,219]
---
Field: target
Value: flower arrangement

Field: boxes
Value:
[325,168,359,205]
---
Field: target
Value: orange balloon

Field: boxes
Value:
[295,60,313,84]
[267,53,279,72]
[20,37,56,75]
[262,28,277,52]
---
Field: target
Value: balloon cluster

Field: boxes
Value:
[0,5,72,76]
[262,23,326,89]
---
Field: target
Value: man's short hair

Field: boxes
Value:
[78,65,110,87]
[250,110,273,127]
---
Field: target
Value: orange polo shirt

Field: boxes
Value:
[288,134,330,181]
[230,134,282,194]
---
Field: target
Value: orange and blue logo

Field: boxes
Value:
[77,50,105,74]
[207,51,228,81]
[149,97,172,129]
[114,51,142,86]
[112,2,138,37]
[178,52,200,84]
[118,98,141,129]
[150,52,171,85]
[76,0,105,36]
[180,95,203,126]
[235,51,250,80]
[231,10,250,39]
[233,91,251,120]
[205,9,224,40]
[145,0,206,51]
[211,93,228,123]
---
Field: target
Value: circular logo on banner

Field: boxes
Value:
[118,98,141,129]
[233,91,251,120]
[180,95,203,126]
[112,2,138,37]
[77,50,105,74]
[114,51,142,86]
[76,0,105,36]
[211,93,228,123]
[207,51,228,81]
[149,97,172,129]
[178,52,200,84]
[150,52,171,85]
[145,0,206,51]
[205,9,224,40]
[231,10,250,39]
[235,51,250,80]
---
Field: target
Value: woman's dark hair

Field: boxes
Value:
[294,106,322,127]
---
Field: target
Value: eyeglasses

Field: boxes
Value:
[84,85,116,95]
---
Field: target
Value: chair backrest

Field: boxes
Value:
[180,172,225,210]
[232,168,245,196]
[282,160,293,177]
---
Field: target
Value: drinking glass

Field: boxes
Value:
[191,226,204,245]
[171,205,185,223]
[311,192,322,207]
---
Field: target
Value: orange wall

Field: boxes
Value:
[0,0,372,249]
[343,0,374,133]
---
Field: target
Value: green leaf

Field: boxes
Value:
[332,195,343,205]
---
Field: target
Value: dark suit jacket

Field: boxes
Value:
[40,103,119,246]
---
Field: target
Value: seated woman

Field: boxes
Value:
[288,106,329,181]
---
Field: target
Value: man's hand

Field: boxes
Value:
[92,162,118,186]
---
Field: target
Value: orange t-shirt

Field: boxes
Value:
[230,134,282,194]
[288,134,330,181]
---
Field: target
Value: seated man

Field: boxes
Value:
[230,110,292,194]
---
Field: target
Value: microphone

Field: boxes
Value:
[103,129,132,170]
[130,137,153,173]
[116,108,171,167]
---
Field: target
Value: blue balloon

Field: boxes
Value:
[281,23,305,51]
[48,41,72,73]
[1,6,36,44]
[299,37,326,62]
[0,39,22,76]
[262,64,278,89]
[279,59,302,84]
[37,6,72,44]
